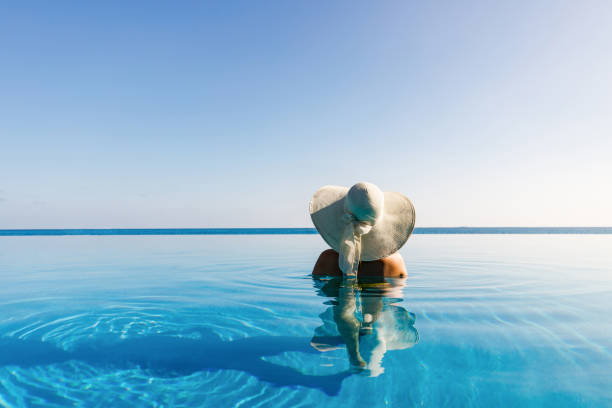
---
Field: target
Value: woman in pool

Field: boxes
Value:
[309,181,415,279]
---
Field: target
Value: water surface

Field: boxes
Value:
[0,234,610,407]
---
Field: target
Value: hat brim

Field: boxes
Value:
[309,185,415,261]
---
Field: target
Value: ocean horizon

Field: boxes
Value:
[1,227,612,236]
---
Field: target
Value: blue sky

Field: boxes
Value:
[1,1,611,228]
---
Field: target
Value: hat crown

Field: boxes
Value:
[346,182,384,223]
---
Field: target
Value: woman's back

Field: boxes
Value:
[312,249,407,278]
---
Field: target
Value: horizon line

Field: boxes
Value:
[1,227,612,236]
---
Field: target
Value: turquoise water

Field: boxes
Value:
[0,234,611,407]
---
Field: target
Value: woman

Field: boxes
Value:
[309,181,416,278]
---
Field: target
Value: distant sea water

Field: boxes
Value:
[0,227,611,236]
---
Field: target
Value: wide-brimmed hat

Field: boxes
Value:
[309,182,415,273]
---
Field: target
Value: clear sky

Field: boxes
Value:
[1,1,611,228]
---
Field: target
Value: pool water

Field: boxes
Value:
[0,234,611,407]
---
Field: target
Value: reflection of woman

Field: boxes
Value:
[310,275,418,375]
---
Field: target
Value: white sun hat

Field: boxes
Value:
[309,182,415,277]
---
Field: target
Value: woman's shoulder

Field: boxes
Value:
[312,250,406,278]
[312,249,341,276]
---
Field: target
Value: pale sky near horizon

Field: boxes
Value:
[1,1,611,228]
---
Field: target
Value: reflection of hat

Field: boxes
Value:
[381,306,419,350]
[359,305,419,377]
[310,182,415,276]
[311,305,419,352]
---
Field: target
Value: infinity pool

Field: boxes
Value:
[0,234,610,407]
